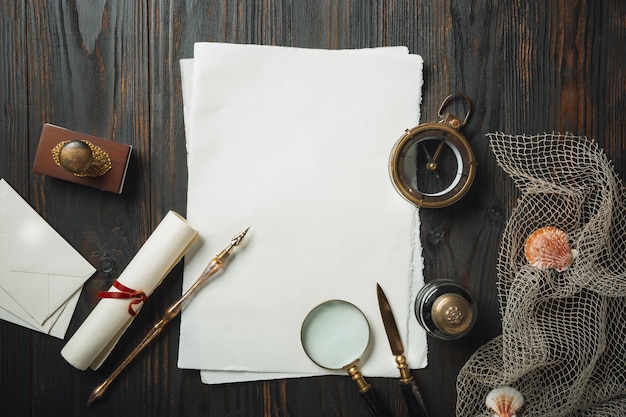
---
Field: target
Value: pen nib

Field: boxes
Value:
[232,227,250,247]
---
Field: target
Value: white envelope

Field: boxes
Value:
[0,178,96,338]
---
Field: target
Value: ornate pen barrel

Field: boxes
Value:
[414,280,476,340]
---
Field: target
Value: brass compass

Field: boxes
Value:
[389,94,477,208]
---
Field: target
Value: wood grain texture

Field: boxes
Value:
[2,1,626,416]
[0,4,30,417]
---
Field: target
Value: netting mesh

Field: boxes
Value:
[456,133,626,417]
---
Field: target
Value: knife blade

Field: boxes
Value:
[376,283,430,417]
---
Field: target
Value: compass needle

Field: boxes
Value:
[431,138,446,164]
[420,142,433,161]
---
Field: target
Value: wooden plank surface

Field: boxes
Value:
[1,1,626,416]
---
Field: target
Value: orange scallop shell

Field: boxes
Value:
[486,386,524,417]
[524,226,577,272]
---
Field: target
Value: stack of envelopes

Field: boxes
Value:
[179,43,427,383]
[0,179,96,338]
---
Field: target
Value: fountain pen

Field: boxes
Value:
[88,227,250,405]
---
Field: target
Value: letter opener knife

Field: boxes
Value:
[376,283,430,417]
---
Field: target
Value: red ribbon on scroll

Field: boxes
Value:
[97,281,147,316]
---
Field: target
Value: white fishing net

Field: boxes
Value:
[456,133,626,417]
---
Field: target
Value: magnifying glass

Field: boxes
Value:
[301,300,392,417]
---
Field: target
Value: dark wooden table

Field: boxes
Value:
[2,1,626,416]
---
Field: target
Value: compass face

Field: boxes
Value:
[399,134,464,197]
[389,124,476,208]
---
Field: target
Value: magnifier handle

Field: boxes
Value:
[400,378,430,417]
[348,367,393,417]
[360,386,393,417]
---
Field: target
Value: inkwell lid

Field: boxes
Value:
[430,292,474,336]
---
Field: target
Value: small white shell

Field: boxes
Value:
[485,386,524,417]
[524,226,578,272]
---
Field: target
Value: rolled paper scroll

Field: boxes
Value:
[61,211,199,370]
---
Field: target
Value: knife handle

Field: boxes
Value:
[399,378,430,417]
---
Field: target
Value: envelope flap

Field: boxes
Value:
[0,179,95,326]
[0,267,49,323]
[0,179,95,278]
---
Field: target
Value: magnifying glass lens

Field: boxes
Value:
[301,300,370,369]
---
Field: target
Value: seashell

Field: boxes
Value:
[485,386,524,417]
[524,226,578,272]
